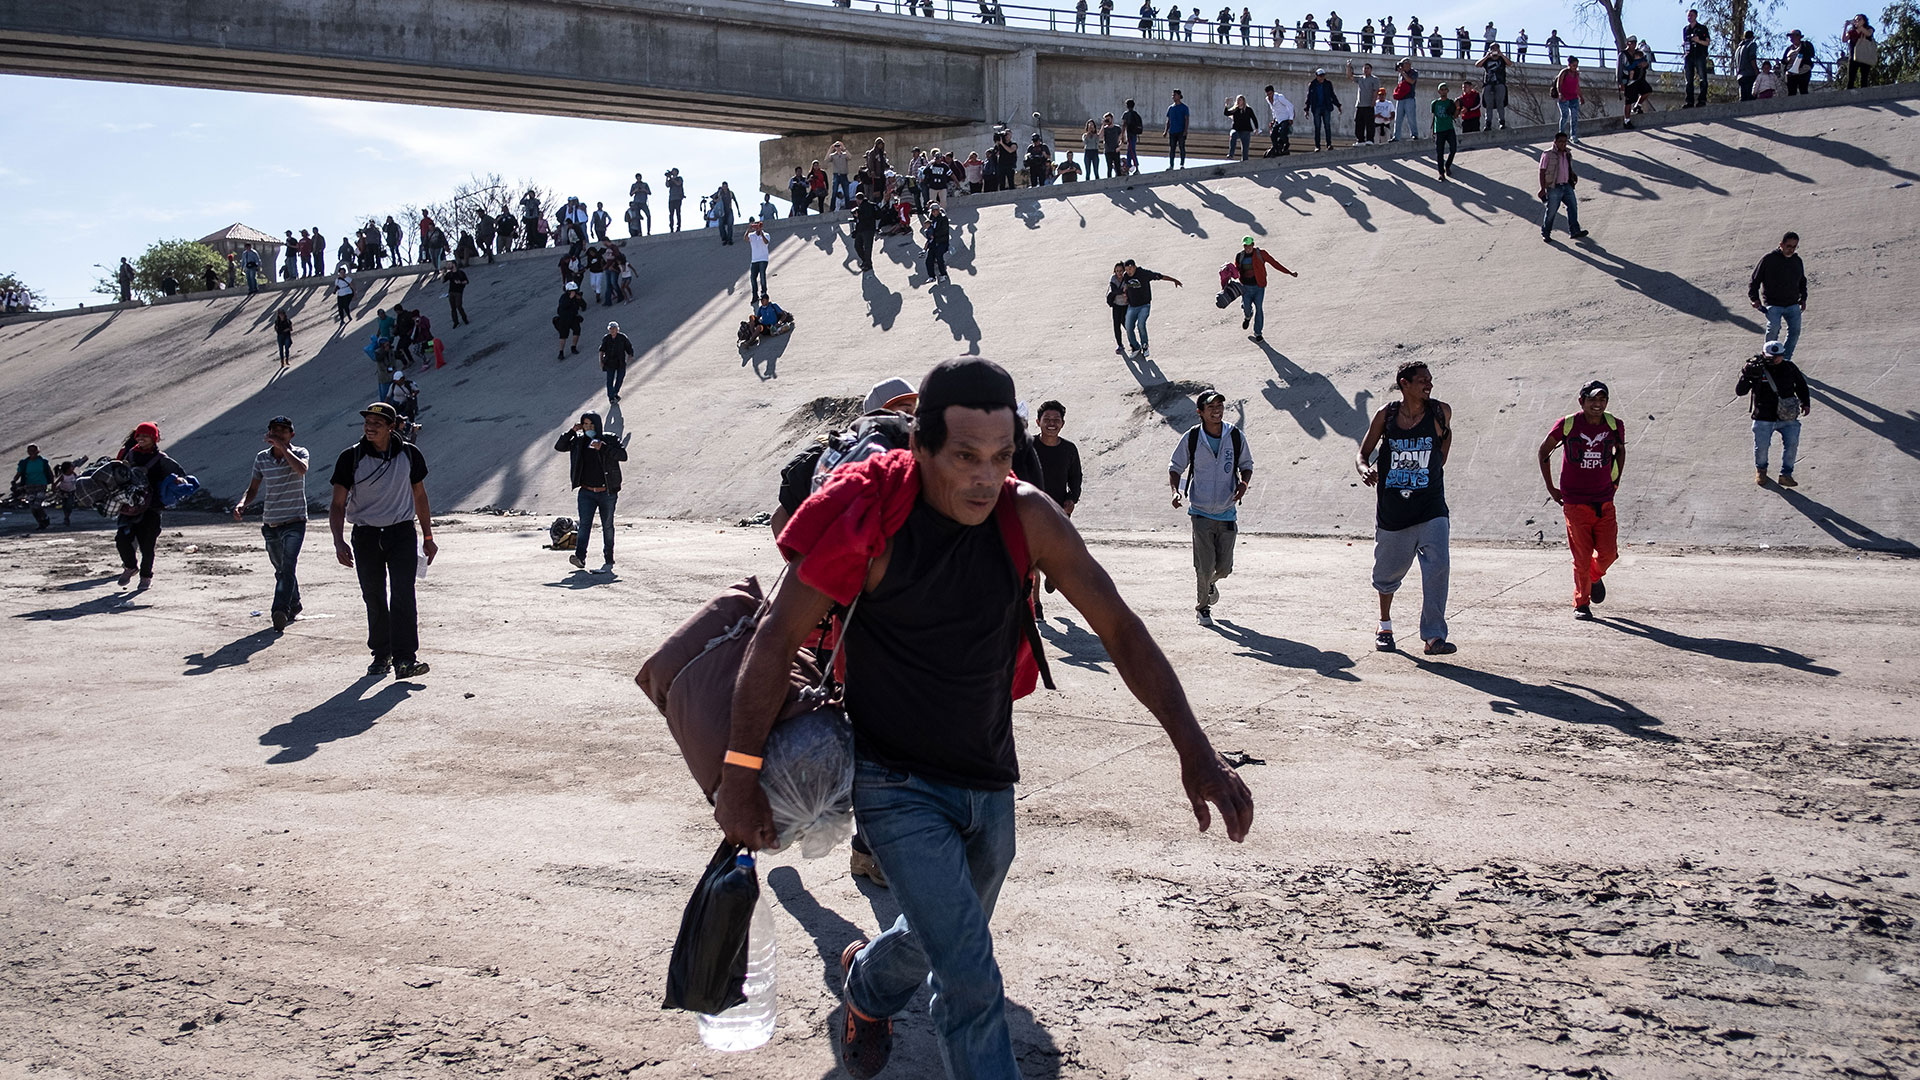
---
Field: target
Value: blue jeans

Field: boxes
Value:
[845,758,1019,1080]
[1240,283,1265,336]
[1229,130,1251,160]
[719,217,734,244]
[1558,99,1580,140]
[1393,97,1420,139]
[1685,53,1709,104]
[605,364,626,400]
[1765,304,1803,360]
[262,520,305,615]
[749,259,768,298]
[1312,109,1334,147]
[1542,183,1581,237]
[1753,419,1801,474]
[1123,303,1151,350]
[576,488,616,561]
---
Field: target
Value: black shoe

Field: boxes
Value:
[394,660,430,679]
[1590,578,1606,604]
[368,655,392,676]
[272,609,290,632]
[1375,629,1395,651]
[570,344,579,354]
[1242,315,1251,329]
[1570,229,1590,240]
[1574,605,1594,620]
[839,941,893,1080]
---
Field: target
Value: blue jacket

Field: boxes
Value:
[1306,80,1342,114]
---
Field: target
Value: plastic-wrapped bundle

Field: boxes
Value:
[760,706,854,859]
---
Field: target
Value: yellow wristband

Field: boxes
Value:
[723,751,764,771]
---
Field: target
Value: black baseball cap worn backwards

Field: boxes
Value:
[917,358,1018,417]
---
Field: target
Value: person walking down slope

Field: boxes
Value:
[272,308,294,369]
[713,182,741,246]
[1357,361,1455,655]
[1170,389,1254,626]
[553,282,588,359]
[555,411,627,574]
[1737,341,1811,487]
[1121,259,1182,358]
[446,265,470,327]
[232,415,311,632]
[12,444,55,530]
[113,422,188,589]
[1537,381,1627,619]
[746,219,772,300]
[1538,132,1589,243]
[599,320,635,404]
[1231,237,1297,344]
[1431,82,1459,180]
[1748,231,1808,361]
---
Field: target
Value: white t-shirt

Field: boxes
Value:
[1374,99,1396,124]
[747,232,770,262]
[1267,92,1295,124]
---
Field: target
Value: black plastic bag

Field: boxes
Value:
[662,840,759,1013]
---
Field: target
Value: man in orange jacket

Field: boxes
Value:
[1231,237,1299,344]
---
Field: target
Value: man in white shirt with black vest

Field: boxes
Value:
[329,402,436,679]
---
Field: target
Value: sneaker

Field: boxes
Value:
[1375,629,1395,651]
[1423,639,1458,656]
[1242,314,1251,330]
[1779,474,1798,488]
[1590,578,1606,604]
[839,940,893,1080]
[272,609,290,632]
[1196,606,1213,625]
[557,349,565,360]
[117,567,137,586]
[1570,229,1590,239]
[1207,582,1219,606]
[569,553,586,569]
[1755,469,1769,486]
[848,849,889,888]
[367,655,393,677]
[1574,604,1594,620]
[1115,346,1126,356]
[1251,335,1264,343]
[570,344,579,355]
[597,562,615,574]
[394,660,430,679]
[136,576,152,591]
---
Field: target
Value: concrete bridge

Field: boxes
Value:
[3,0,1713,191]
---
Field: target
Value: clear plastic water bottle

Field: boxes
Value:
[698,856,777,1051]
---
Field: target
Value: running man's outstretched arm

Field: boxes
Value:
[1018,488,1254,841]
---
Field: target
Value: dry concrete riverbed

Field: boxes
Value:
[1,514,1915,1079]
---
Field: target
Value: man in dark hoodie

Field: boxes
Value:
[555,412,627,573]
[1736,341,1810,488]
[114,422,188,589]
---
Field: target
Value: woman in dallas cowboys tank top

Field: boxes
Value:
[1357,360,1455,655]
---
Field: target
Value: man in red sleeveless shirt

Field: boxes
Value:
[1538,380,1627,619]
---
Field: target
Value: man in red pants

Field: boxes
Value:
[1538,380,1626,619]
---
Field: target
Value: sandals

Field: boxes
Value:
[1423,639,1457,655]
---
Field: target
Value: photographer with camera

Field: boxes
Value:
[556,412,626,574]
[1736,341,1810,488]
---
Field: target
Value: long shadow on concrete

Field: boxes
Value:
[184,628,280,675]
[1103,185,1204,236]
[1181,180,1266,234]
[1554,239,1765,334]
[1772,487,1919,554]
[1209,619,1358,680]
[1255,341,1374,444]
[1718,115,1920,183]
[1808,376,1920,463]
[930,282,982,355]
[1597,617,1842,674]
[1410,659,1676,741]
[12,591,148,620]
[1037,615,1112,673]
[259,674,415,764]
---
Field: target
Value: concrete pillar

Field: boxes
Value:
[986,48,1039,132]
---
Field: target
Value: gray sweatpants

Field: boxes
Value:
[1372,516,1450,642]
[1191,515,1237,607]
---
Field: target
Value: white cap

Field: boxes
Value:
[1763,341,1787,356]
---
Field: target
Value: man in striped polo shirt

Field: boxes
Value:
[233,415,311,632]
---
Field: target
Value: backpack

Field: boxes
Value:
[1180,424,1246,497]
[809,413,915,494]
[1560,412,1623,482]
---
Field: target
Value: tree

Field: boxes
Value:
[1,272,46,312]
[95,239,229,302]
[1699,0,1786,66]
[1883,0,1920,81]
[1572,0,1630,63]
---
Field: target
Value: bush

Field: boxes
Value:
[95,239,231,302]
[0,272,44,312]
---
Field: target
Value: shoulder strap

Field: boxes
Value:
[1229,427,1245,475]
[1560,413,1576,437]
[993,488,1055,693]
[1603,411,1618,431]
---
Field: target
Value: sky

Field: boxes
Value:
[0,0,1858,307]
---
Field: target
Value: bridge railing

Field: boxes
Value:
[795,0,1841,85]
